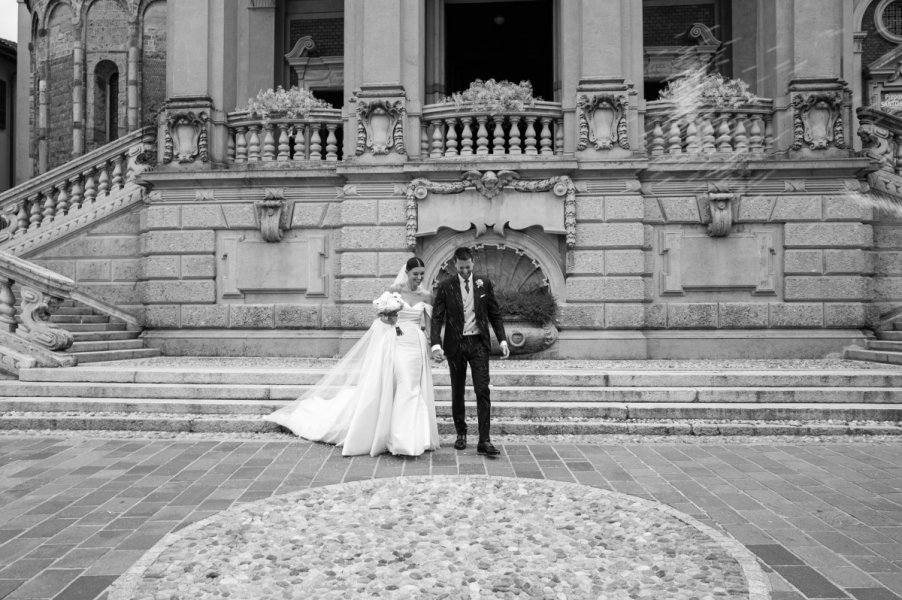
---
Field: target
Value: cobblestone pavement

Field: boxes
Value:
[0,432,899,600]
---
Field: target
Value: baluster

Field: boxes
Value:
[444,118,459,157]
[492,118,505,154]
[111,155,124,189]
[235,126,248,163]
[27,193,42,231]
[70,176,83,209]
[700,116,716,153]
[16,201,28,233]
[325,124,338,161]
[475,116,490,155]
[0,278,16,333]
[667,121,682,155]
[554,118,564,156]
[715,114,732,153]
[227,133,235,162]
[42,189,55,224]
[430,120,444,158]
[685,119,700,154]
[309,124,323,160]
[649,120,665,156]
[247,125,261,161]
[508,116,522,155]
[420,122,430,158]
[523,117,538,155]
[293,125,307,160]
[277,124,291,161]
[83,169,97,204]
[748,116,764,154]
[733,115,748,153]
[97,163,110,196]
[4,206,17,237]
[763,116,775,153]
[539,117,553,155]
[55,182,69,216]
[262,124,276,161]
[460,117,474,156]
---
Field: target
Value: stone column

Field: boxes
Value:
[240,0,277,103]
[38,80,48,174]
[127,46,140,132]
[72,40,85,159]
[16,0,33,182]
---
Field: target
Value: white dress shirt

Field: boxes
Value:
[460,274,480,336]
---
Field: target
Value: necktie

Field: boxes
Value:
[464,278,469,293]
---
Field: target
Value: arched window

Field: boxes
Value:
[93,60,119,144]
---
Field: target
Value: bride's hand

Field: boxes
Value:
[379,314,398,326]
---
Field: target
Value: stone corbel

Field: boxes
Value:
[355,99,406,156]
[577,94,629,151]
[255,188,291,242]
[702,184,736,237]
[162,111,210,164]
[791,92,845,150]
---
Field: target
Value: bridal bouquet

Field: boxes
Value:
[374,291,404,336]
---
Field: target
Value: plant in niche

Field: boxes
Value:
[495,287,558,326]
[239,86,333,123]
[446,79,539,115]
[658,69,759,109]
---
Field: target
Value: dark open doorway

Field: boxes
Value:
[444,0,554,101]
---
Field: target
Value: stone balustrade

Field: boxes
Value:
[419,101,564,159]
[0,127,154,242]
[227,110,344,163]
[645,100,775,158]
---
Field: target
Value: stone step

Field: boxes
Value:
[49,315,111,324]
[877,330,902,341]
[1,381,901,403]
[56,307,97,316]
[18,367,902,388]
[845,347,902,366]
[869,340,902,352]
[69,339,146,353]
[70,330,142,342]
[61,323,128,332]
[66,349,162,363]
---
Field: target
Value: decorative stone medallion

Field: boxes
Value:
[109,476,769,600]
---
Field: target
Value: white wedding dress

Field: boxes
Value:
[264,301,441,457]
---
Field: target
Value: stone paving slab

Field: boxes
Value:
[0,432,898,599]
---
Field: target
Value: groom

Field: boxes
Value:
[431,246,509,456]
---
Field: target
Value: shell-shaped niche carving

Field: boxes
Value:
[433,244,549,293]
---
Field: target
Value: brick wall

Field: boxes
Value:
[289,18,344,57]
[44,4,76,169]
[142,1,167,127]
[643,3,716,46]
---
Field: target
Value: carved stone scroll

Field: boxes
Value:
[16,285,74,351]
[702,183,736,237]
[254,188,291,243]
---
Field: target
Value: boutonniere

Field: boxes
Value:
[475,279,484,289]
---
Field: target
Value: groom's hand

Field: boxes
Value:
[500,341,510,359]
[431,345,445,362]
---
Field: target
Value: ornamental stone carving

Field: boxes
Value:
[17,285,74,351]
[285,36,344,91]
[162,111,210,164]
[791,93,844,150]
[702,183,736,237]
[355,100,406,156]
[254,188,291,243]
[858,121,897,172]
[577,94,629,151]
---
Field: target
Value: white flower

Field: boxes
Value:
[475,279,484,289]
[373,291,404,315]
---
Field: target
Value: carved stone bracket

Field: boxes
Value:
[791,92,845,150]
[577,94,629,151]
[162,111,210,164]
[17,286,74,351]
[254,188,291,243]
[859,120,899,174]
[355,100,406,156]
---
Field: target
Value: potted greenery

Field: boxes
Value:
[658,71,759,108]
[239,85,333,123]
[492,287,559,356]
[445,79,539,115]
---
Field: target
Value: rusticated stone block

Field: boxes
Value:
[604,303,665,328]
[34,259,75,279]
[181,305,229,328]
[321,305,341,329]
[577,197,605,221]
[338,278,395,302]
[78,283,141,305]
[76,260,111,282]
[575,223,648,249]
[784,250,822,274]
[137,280,215,304]
[667,303,718,328]
[138,256,179,280]
[605,250,648,275]
[340,304,378,328]
[771,196,822,221]
[566,277,649,302]
[181,205,227,229]
[659,197,700,223]
[339,252,378,276]
[719,303,768,328]
[783,223,872,248]
[39,236,140,258]
[291,202,329,228]
[222,204,257,228]
[784,276,870,301]
[603,196,644,221]
[644,198,665,223]
[875,277,902,301]
[769,303,823,328]
[230,304,275,328]
[275,304,322,328]
[111,260,139,281]
[144,305,180,328]
[737,196,774,222]
[558,304,604,329]
[340,200,378,225]
[141,205,180,230]
[378,199,407,225]
[875,226,902,249]
[90,210,141,234]
[824,250,873,275]
[141,231,215,255]
[823,196,874,221]
[824,303,869,328]
[570,251,605,275]
[378,253,415,277]
[337,226,406,250]
[876,251,902,275]
[181,255,216,279]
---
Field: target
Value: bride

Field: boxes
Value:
[265,257,441,457]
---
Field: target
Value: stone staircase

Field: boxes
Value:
[55,300,160,364]
[1,358,900,435]
[845,319,902,366]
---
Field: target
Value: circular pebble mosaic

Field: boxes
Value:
[109,476,769,600]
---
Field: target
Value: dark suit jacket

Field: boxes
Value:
[431,274,507,357]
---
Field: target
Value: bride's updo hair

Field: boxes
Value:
[406,257,425,272]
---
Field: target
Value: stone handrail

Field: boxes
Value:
[0,127,155,253]
[420,101,564,158]
[226,110,344,163]
[645,99,775,157]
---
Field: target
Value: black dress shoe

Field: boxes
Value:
[454,434,467,450]
[477,442,500,456]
